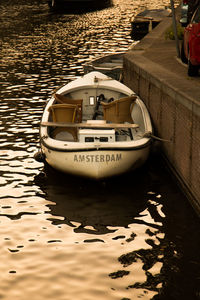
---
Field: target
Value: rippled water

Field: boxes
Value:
[0,0,200,299]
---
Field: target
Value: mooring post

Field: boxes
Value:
[170,0,180,58]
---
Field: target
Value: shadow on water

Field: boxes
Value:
[47,0,113,14]
[0,0,113,38]
[34,164,151,234]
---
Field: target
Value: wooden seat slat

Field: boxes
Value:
[41,121,139,129]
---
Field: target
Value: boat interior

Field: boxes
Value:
[46,89,145,143]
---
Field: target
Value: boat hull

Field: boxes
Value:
[41,145,150,179]
[39,71,153,179]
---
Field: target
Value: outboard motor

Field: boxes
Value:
[92,94,105,120]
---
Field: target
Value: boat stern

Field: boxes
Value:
[42,146,150,179]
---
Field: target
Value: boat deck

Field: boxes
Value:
[42,93,142,143]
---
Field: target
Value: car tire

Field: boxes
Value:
[188,54,199,76]
[180,41,187,64]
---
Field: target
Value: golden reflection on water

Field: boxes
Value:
[0,181,162,300]
[0,0,200,299]
[0,150,168,300]
[0,160,171,300]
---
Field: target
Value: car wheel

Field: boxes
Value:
[180,41,187,64]
[188,51,199,76]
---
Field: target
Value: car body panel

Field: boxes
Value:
[183,6,200,66]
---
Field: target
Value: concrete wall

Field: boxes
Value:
[123,18,200,214]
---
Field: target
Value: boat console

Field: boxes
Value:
[78,120,115,143]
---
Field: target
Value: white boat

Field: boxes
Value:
[131,9,170,40]
[84,52,124,81]
[39,71,152,179]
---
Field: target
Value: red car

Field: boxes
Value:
[181,5,200,76]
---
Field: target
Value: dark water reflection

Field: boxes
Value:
[33,157,200,299]
[0,0,200,299]
[35,167,150,234]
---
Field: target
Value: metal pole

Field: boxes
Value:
[170,0,180,57]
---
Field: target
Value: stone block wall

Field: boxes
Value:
[123,50,200,214]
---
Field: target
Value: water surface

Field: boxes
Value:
[0,0,200,299]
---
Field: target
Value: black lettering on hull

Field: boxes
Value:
[74,153,122,163]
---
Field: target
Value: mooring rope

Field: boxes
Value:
[143,131,171,142]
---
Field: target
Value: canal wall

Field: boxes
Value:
[123,16,200,215]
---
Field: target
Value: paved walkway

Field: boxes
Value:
[130,14,200,103]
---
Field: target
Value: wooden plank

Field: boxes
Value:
[41,121,139,129]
